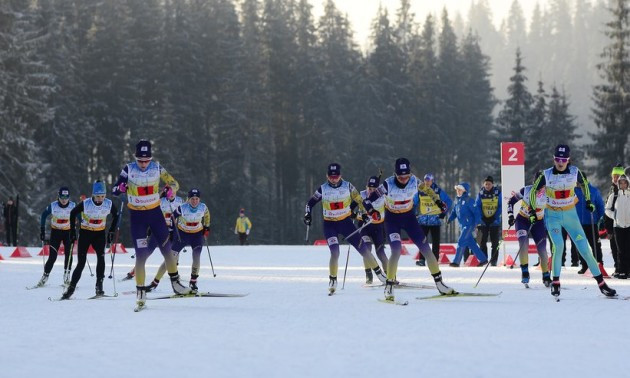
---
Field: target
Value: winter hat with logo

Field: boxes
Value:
[92,180,106,196]
[135,140,152,161]
[554,144,570,159]
[367,176,380,188]
[395,158,411,175]
[58,187,70,199]
[327,163,341,177]
[612,164,625,177]
[188,188,201,198]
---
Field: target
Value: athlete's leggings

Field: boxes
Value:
[385,211,439,280]
[44,229,73,274]
[452,225,487,265]
[360,222,388,272]
[154,230,204,281]
[70,229,105,286]
[323,218,379,277]
[515,215,549,272]
[129,207,179,286]
[545,207,600,278]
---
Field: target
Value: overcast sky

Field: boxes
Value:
[312,0,549,47]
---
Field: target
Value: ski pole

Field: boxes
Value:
[108,197,125,279]
[205,244,216,277]
[475,224,514,288]
[589,212,599,266]
[87,255,94,277]
[305,225,310,244]
[341,218,373,290]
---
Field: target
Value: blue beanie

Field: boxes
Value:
[92,180,106,196]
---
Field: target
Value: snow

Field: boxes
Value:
[1,241,629,378]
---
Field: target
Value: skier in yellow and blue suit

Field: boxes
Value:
[530,144,616,298]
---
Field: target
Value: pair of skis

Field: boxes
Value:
[378,291,503,306]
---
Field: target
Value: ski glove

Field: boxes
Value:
[107,231,115,244]
[70,228,77,243]
[117,182,127,194]
[203,226,210,238]
[303,212,312,226]
[40,228,46,242]
[585,200,595,213]
[508,214,515,227]
[161,185,173,199]
[438,212,447,219]
[368,209,381,221]
[361,213,370,224]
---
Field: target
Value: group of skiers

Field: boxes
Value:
[305,144,619,302]
[36,140,212,310]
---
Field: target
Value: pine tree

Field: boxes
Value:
[590,0,630,181]
[495,49,533,143]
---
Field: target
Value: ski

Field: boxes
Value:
[523,283,530,289]
[118,275,135,282]
[416,291,502,300]
[134,304,146,312]
[26,284,45,290]
[147,292,248,300]
[363,282,434,290]
[377,298,409,306]
[87,294,118,300]
[48,296,69,302]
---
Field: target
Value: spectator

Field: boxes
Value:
[234,208,252,245]
[3,197,18,246]
[572,181,606,274]
[606,175,630,279]
[475,176,502,266]
[416,173,452,266]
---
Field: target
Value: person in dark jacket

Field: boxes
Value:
[475,176,502,265]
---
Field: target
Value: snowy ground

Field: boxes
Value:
[1,241,628,378]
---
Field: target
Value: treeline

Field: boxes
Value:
[0,0,620,244]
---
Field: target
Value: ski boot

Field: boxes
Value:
[577,265,588,274]
[95,278,105,296]
[520,264,530,286]
[169,273,192,295]
[449,262,460,267]
[61,285,76,300]
[373,267,387,283]
[124,270,135,281]
[136,286,146,311]
[542,272,551,287]
[595,275,617,297]
[328,275,337,295]
[37,273,49,287]
[551,279,561,299]
[432,272,456,295]
[416,259,426,267]
[365,269,373,284]
[384,280,395,301]
[63,270,71,286]
[189,275,199,293]
[145,279,159,292]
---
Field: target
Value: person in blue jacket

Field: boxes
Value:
[448,182,489,267]
[416,173,452,266]
[572,181,606,274]
[475,176,502,266]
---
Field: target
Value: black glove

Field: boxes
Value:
[107,231,115,244]
[361,213,370,223]
[438,212,446,219]
[303,212,312,226]
[585,200,595,213]
[508,214,515,227]
[40,228,46,242]
[70,228,77,243]
[203,226,210,238]
[528,208,537,223]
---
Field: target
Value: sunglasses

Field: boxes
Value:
[554,157,569,163]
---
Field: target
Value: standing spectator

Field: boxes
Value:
[573,181,606,274]
[605,175,630,279]
[416,173,452,266]
[475,176,502,266]
[603,164,624,277]
[448,182,488,267]
[3,197,18,246]
[235,208,252,245]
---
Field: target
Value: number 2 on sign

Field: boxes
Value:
[508,147,518,161]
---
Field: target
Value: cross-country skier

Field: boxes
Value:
[358,176,388,283]
[530,144,616,299]
[146,188,210,293]
[448,183,489,267]
[61,181,119,299]
[112,140,191,310]
[303,163,387,295]
[37,187,76,287]
[122,190,185,281]
[507,172,551,287]
[475,176,502,265]
[364,158,454,302]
